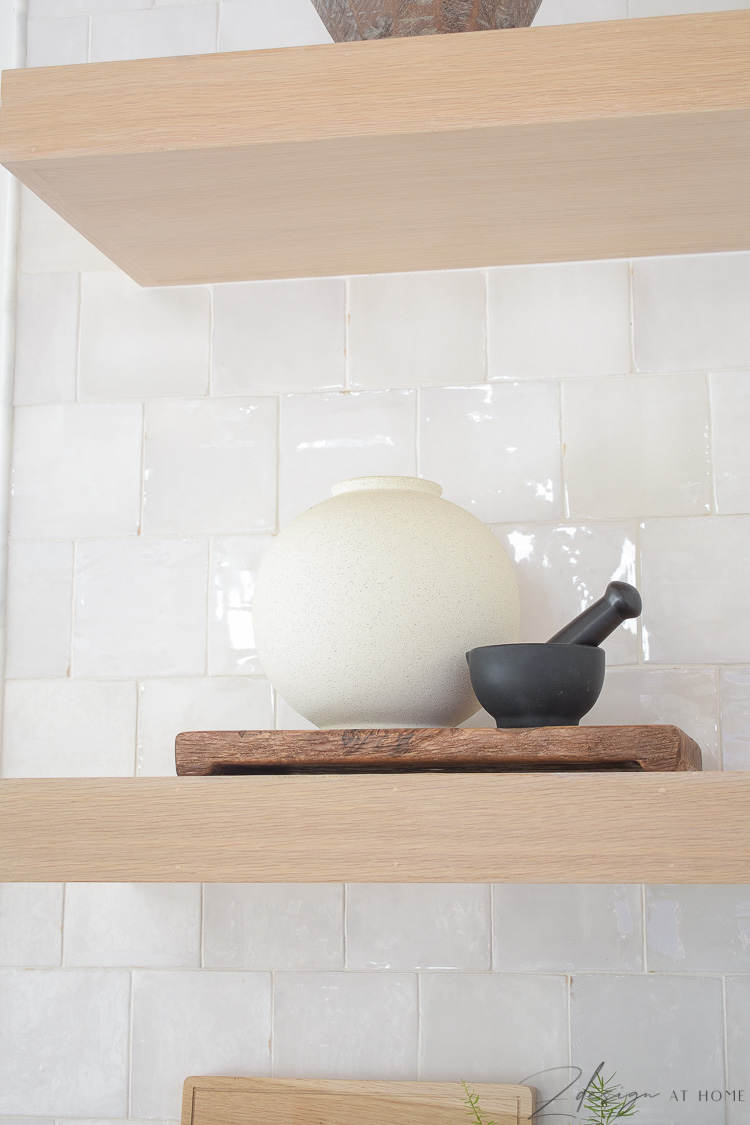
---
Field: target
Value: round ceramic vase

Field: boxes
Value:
[253,476,520,728]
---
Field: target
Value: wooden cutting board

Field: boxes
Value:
[182,1077,535,1125]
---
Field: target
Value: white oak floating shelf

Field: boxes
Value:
[1,774,749,883]
[1,11,749,285]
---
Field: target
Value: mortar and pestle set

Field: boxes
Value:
[467,581,642,728]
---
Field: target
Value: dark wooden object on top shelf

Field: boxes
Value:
[175,725,702,776]
[310,0,543,41]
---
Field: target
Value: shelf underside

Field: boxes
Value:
[1,11,749,285]
[1,773,748,883]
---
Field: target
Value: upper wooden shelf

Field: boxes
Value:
[1,11,749,286]
[1,773,749,883]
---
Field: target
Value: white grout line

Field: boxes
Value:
[640,883,648,973]
[270,970,276,1077]
[343,276,351,390]
[127,969,134,1119]
[415,971,422,1080]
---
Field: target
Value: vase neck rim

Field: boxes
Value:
[331,476,442,497]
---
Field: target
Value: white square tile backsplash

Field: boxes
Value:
[492,884,643,972]
[488,259,632,378]
[562,373,712,519]
[143,398,277,534]
[73,538,208,676]
[273,972,418,1079]
[11,404,143,538]
[203,883,344,970]
[212,278,346,396]
[570,974,725,1125]
[4,1,750,1120]
[64,883,202,967]
[419,381,562,523]
[130,969,272,1119]
[14,273,79,405]
[345,884,491,971]
[633,253,750,372]
[90,3,218,61]
[80,271,210,400]
[0,968,130,1117]
[349,270,486,388]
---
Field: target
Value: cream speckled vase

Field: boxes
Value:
[253,476,520,728]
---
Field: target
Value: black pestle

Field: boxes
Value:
[547,581,642,647]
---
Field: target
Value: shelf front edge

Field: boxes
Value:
[1,774,748,883]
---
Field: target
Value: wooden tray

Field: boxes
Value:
[175,725,701,775]
[182,1077,535,1125]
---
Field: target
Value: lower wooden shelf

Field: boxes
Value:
[1,773,748,883]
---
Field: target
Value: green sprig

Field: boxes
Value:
[461,1080,495,1125]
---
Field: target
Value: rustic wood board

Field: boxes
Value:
[1,774,748,883]
[175,725,701,775]
[311,0,543,40]
[1,13,750,286]
[182,1078,534,1125]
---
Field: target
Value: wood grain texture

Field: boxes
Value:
[1,774,748,883]
[182,1078,534,1125]
[175,725,702,775]
[311,0,543,40]
[1,12,749,285]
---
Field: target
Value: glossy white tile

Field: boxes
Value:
[349,271,486,389]
[14,274,79,406]
[633,253,750,373]
[209,536,272,675]
[73,539,208,677]
[19,189,115,274]
[11,405,142,539]
[630,0,750,13]
[721,668,750,771]
[493,885,642,971]
[645,885,750,972]
[90,3,218,62]
[29,0,148,15]
[204,884,344,970]
[273,972,418,1078]
[533,0,627,21]
[488,260,631,378]
[64,884,201,968]
[0,1118,54,1125]
[3,680,136,778]
[5,541,73,678]
[0,969,130,1117]
[640,517,750,664]
[726,976,750,1125]
[130,970,271,1119]
[562,374,712,518]
[278,389,416,524]
[584,666,720,769]
[570,974,725,1125]
[79,272,210,400]
[219,0,331,49]
[0,885,63,967]
[212,278,345,395]
[710,372,750,514]
[26,16,89,65]
[143,399,277,534]
[345,884,490,970]
[493,522,638,664]
[275,692,317,730]
[419,383,562,523]
[137,677,273,775]
[419,973,568,1111]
